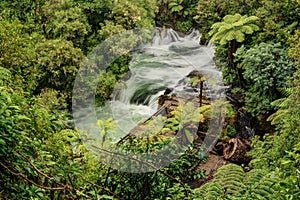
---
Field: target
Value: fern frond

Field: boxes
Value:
[267,109,288,125]
[193,182,224,200]
[213,164,245,194]
[223,13,242,23]
[250,172,284,199]
[243,169,267,187]
[271,97,288,108]
[239,25,255,34]
[244,16,259,24]
[234,30,245,43]
[278,87,294,96]
[199,105,212,113]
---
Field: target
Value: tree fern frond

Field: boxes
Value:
[239,25,255,34]
[244,16,259,23]
[209,22,223,36]
[247,23,260,31]
[257,185,276,194]
[251,191,269,200]
[234,30,245,43]
[224,30,236,42]
[193,182,224,200]
[193,164,286,199]
[219,36,228,45]
[223,13,242,23]
[198,104,212,113]
[270,97,288,108]
[214,164,244,176]
[206,182,224,199]
[218,24,234,32]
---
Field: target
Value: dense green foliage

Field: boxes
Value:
[246,34,300,198]
[236,43,296,115]
[156,0,198,32]
[0,0,299,199]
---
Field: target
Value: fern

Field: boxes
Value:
[199,104,212,113]
[169,101,200,127]
[267,109,288,125]
[206,182,224,200]
[193,182,224,200]
[243,169,267,187]
[0,67,11,86]
[209,13,259,45]
[277,87,294,97]
[193,164,287,199]
[250,172,284,200]
[267,87,294,125]
[213,164,245,195]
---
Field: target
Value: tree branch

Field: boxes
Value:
[14,150,90,199]
[0,161,65,191]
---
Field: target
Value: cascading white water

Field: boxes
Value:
[96,28,227,141]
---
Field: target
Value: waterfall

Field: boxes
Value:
[96,28,227,141]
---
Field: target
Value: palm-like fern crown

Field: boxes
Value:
[209,13,259,45]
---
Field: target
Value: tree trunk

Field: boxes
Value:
[228,40,236,65]
[228,40,244,87]
[199,80,203,107]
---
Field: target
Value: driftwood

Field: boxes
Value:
[223,138,251,164]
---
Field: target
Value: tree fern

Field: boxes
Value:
[208,13,260,85]
[209,14,259,45]
[206,182,224,200]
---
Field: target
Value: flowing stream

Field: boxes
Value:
[96,28,227,142]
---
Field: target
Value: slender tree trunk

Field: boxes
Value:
[229,40,243,87]
[199,80,203,107]
[228,40,236,65]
